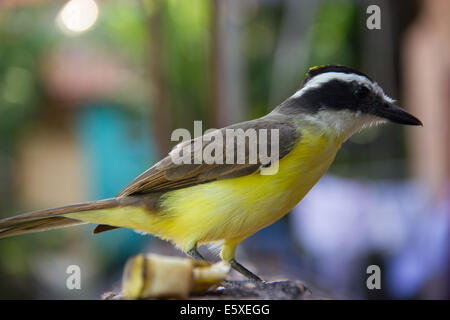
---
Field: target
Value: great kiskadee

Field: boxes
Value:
[0,65,422,281]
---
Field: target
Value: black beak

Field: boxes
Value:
[374,102,423,126]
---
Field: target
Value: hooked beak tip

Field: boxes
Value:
[400,113,423,127]
[376,103,423,127]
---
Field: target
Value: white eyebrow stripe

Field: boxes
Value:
[383,93,395,104]
[291,72,391,101]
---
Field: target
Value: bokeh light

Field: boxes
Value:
[57,0,99,34]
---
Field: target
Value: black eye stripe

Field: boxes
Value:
[353,84,370,98]
[281,79,375,114]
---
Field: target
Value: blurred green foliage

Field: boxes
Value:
[162,0,211,128]
[308,0,357,66]
[0,6,56,147]
[245,5,284,119]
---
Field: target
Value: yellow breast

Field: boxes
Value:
[151,128,343,250]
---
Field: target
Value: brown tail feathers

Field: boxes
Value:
[0,198,119,239]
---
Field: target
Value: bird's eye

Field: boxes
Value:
[354,85,370,99]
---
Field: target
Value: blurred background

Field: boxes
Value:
[0,0,448,299]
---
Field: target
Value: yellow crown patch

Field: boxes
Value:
[308,65,328,72]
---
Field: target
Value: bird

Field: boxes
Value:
[0,65,422,281]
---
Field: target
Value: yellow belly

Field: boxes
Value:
[67,128,342,251]
[147,129,342,250]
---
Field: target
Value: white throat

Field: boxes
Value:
[301,109,383,141]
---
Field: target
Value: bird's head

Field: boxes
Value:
[276,65,422,140]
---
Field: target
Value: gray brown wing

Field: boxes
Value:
[117,115,300,197]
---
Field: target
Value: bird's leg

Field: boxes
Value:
[229,259,262,282]
[186,244,206,260]
[221,238,263,282]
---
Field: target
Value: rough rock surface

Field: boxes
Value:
[102,280,321,300]
[194,280,312,300]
